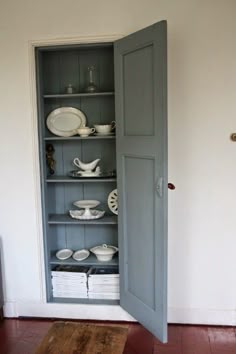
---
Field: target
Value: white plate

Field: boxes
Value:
[56,248,73,260]
[73,200,100,209]
[108,189,118,215]
[46,107,86,137]
[69,209,105,220]
[72,249,90,262]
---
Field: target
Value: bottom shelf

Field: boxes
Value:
[50,264,120,305]
[50,297,120,305]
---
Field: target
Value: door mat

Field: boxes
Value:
[35,321,128,354]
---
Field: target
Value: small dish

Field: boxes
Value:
[69,210,105,220]
[56,248,73,260]
[72,249,90,262]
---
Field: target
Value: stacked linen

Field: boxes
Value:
[88,267,120,300]
[51,265,90,298]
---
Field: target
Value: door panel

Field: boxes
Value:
[124,155,155,309]
[123,44,154,136]
[115,20,168,342]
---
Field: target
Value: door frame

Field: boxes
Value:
[28,34,122,303]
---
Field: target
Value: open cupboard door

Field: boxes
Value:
[114,20,168,342]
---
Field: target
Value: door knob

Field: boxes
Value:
[168,183,175,190]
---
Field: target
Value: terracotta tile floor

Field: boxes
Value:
[0,318,235,354]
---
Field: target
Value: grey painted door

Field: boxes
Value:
[114,20,168,342]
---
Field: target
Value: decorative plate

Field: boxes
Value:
[72,249,90,262]
[69,210,105,220]
[46,107,86,137]
[56,248,73,260]
[107,189,118,215]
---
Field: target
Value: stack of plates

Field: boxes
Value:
[51,265,90,298]
[87,267,120,300]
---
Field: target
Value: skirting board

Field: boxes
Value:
[4,302,136,322]
[169,307,236,326]
[3,301,236,326]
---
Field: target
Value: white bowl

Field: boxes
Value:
[56,248,73,260]
[72,249,90,262]
[73,200,100,209]
[94,124,113,134]
[90,244,118,261]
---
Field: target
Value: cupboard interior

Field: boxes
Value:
[37,43,119,304]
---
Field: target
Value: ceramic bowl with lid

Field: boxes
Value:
[90,244,118,261]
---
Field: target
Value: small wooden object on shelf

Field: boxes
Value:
[46,144,55,175]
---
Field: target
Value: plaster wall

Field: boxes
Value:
[0,0,235,324]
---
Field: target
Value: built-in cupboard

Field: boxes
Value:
[35,20,168,342]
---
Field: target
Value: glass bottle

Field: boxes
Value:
[86,66,98,93]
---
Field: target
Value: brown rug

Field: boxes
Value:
[35,321,128,354]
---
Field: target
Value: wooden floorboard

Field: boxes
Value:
[0,318,235,354]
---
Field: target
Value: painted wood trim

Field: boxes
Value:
[29,34,123,48]
[5,300,236,326]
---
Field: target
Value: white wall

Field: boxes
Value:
[0,0,235,325]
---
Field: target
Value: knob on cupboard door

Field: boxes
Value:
[156,179,176,198]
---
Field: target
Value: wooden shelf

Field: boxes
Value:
[44,135,116,141]
[44,92,114,98]
[48,214,118,225]
[50,254,119,266]
[46,176,117,183]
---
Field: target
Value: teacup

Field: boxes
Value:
[94,121,116,135]
[77,127,95,137]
